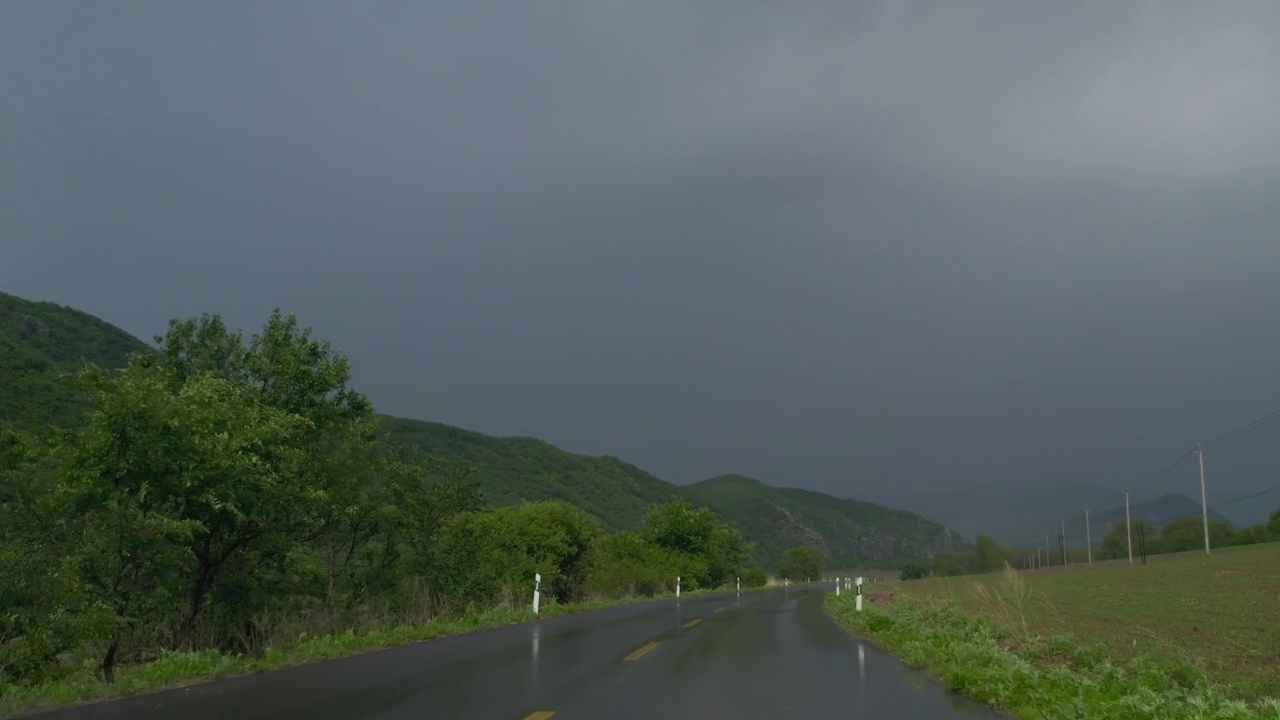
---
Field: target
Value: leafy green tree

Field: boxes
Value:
[1140,525,1168,555]
[135,311,422,648]
[70,364,313,658]
[1100,520,1167,559]
[641,498,749,589]
[1099,521,1129,560]
[900,563,929,581]
[778,546,824,581]
[1207,520,1236,548]
[1161,516,1200,552]
[515,501,601,602]
[643,498,718,555]
[586,530,696,596]
[931,556,965,577]
[1228,524,1269,546]
[704,524,752,589]
[147,311,372,425]
[1162,516,1233,552]
[973,535,1012,572]
[1268,508,1280,535]
[430,501,601,608]
[740,567,768,587]
[0,431,110,684]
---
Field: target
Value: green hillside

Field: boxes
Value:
[377,415,683,531]
[683,474,967,570]
[1,289,964,571]
[0,290,151,429]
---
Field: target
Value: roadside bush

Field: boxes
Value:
[587,531,692,596]
[899,563,928,581]
[428,501,600,607]
[740,567,768,587]
[778,545,824,580]
[641,498,750,589]
[827,593,1280,720]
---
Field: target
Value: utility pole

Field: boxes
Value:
[1124,488,1133,565]
[1060,518,1067,565]
[1198,444,1211,557]
[1084,506,1092,564]
[1045,534,1050,567]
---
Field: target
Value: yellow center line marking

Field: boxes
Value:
[682,618,701,628]
[624,640,660,661]
[523,712,555,720]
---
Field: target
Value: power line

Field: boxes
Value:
[1008,405,1280,554]
[1205,415,1280,450]
[1204,406,1280,448]
[1132,447,1197,490]
[1065,448,1196,529]
[1210,485,1280,512]
[1093,403,1280,508]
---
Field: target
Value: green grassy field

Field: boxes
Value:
[895,542,1280,699]
[827,543,1280,718]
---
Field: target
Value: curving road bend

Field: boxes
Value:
[29,587,1003,720]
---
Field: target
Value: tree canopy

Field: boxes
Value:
[0,309,756,690]
[778,546,825,581]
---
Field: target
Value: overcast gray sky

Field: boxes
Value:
[5,0,1280,532]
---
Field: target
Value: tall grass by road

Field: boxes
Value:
[827,542,1280,719]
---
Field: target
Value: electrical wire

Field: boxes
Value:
[1014,407,1280,550]
[1203,406,1280,448]
[1064,448,1197,528]
[1209,485,1280,512]
[1131,447,1197,490]
[1205,415,1280,450]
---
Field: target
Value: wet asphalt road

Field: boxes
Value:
[29,587,1003,720]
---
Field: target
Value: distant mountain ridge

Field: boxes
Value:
[375,421,964,569]
[682,475,965,570]
[1065,493,1228,548]
[376,416,683,531]
[1,288,964,570]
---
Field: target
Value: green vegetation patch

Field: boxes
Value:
[0,290,151,429]
[897,543,1280,699]
[378,416,683,532]
[828,563,1280,719]
[0,308,759,717]
[683,474,962,570]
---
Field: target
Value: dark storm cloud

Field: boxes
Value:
[4,1,1280,532]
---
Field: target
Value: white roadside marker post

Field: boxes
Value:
[736,577,740,593]
[533,573,542,615]
[856,576,864,612]
[676,576,681,598]
[835,577,841,596]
